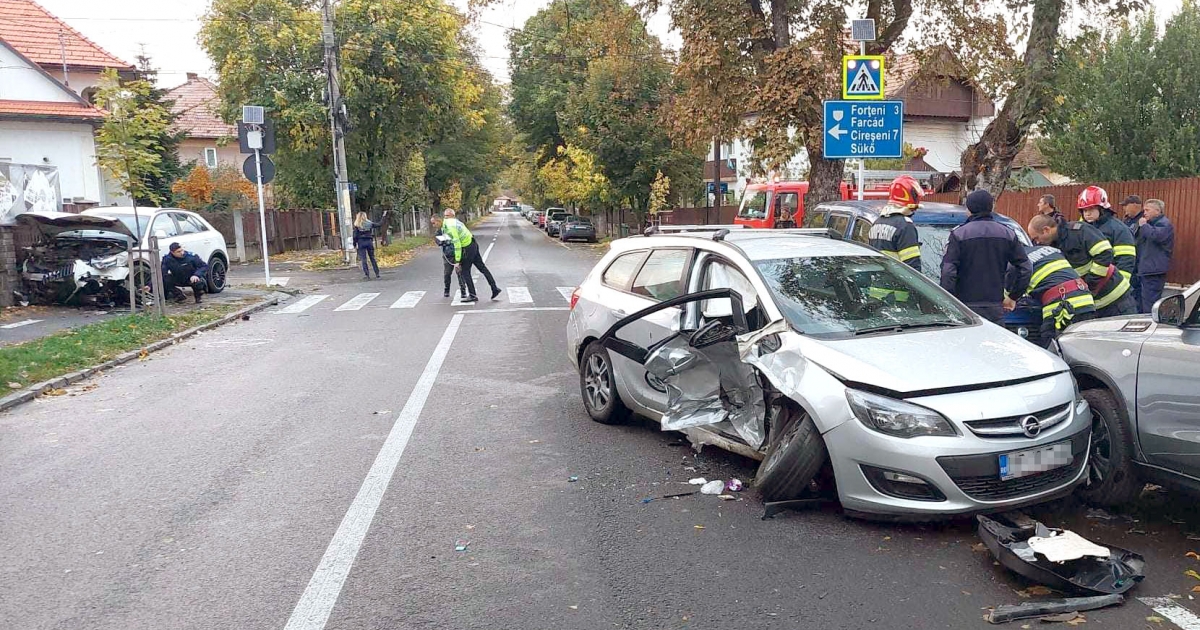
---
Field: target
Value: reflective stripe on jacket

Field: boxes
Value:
[868,213,921,271]
[1089,210,1137,282]
[1024,245,1095,327]
[1056,221,1130,307]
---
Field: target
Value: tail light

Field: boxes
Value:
[569,287,581,311]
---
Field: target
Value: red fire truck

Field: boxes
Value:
[731,174,906,229]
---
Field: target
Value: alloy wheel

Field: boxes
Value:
[1088,412,1112,485]
[584,353,611,411]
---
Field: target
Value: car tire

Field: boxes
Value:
[207,256,227,294]
[579,341,631,425]
[1076,388,1142,506]
[130,261,154,306]
[756,402,828,502]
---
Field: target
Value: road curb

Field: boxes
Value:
[0,294,284,413]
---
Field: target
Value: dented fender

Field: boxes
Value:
[739,320,854,435]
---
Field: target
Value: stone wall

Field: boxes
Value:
[0,227,16,307]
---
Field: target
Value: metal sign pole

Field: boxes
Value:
[857,40,866,201]
[254,148,271,284]
[126,239,136,315]
[149,236,166,317]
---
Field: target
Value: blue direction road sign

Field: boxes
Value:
[822,100,904,159]
[707,182,729,194]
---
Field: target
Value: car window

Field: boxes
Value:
[151,214,179,239]
[172,213,201,234]
[850,218,871,244]
[754,255,974,338]
[737,189,768,220]
[914,225,954,283]
[827,213,851,237]
[805,211,828,228]
[775,193,799,219]
[631,249,690,301]
[184,214,209,233]
[602,251,648,290]
[702,260,758,319]
[116,215,151,238]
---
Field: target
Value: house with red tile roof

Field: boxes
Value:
[0,0,135,102]
[165,73,241,170]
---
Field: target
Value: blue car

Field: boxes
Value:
[804,200,1043,345]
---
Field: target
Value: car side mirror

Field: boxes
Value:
[1153,294,1185,326]
[688,320,738,349]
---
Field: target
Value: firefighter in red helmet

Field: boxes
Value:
[868,176,923,271]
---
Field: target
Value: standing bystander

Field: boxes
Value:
[940,190,1032,323]
[1136,199,1174,312]
[1121,195,1144,302]
[353,212,380,280]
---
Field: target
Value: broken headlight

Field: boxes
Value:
[89,252,129,270]
[846,389,957,438]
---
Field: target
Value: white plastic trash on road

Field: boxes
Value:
[700,480,725,495]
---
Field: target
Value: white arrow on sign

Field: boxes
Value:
[827,123,847,140]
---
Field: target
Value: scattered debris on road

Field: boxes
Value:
[726,478,744,492]
[977,515,1145,596]
[985,594,1123,624]
[700,480,724,495]
[454,540,470,552]
[688,477,707,485]
[567,476,579,483]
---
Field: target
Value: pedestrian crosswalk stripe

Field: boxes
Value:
[451,294,475,307]
[557,287,574,302]
[274,295,329,314]
[507,287,533,303]
[334,293,380,311]
[1140,598,1200,630]
[1,318,42,329]
[390,291,425,309]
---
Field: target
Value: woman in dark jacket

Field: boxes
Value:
[353,212,380,279]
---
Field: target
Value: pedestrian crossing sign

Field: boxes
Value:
[842,55,885,100]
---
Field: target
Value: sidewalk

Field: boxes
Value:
[0,287,273,348]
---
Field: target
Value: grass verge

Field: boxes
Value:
[0,301,249,389]
[303,235,430,271]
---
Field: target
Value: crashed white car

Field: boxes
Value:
[17,208,229,306]
[566,227,1093,518]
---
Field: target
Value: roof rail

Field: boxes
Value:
[652,224,746,233]
[762,228,843,240]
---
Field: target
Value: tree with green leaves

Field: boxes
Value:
[132,54,186,206]
[1041,3,1200,181]
[94,69,173,219]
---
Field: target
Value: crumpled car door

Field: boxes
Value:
[599,288,767,450]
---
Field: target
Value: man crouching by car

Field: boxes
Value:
[148,242,207,304]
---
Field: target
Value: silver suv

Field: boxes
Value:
[566,227,1092,518]
[1056,279,1200,506]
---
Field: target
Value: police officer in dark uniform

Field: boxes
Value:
[1079,185,1137,286]
[158,242,208,304]
[1027,214,1136,318]
[868,175,923,271]
[1018,230,1096,344]
[939,190,1032,324]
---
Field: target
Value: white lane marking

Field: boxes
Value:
[389,291,425,309]
[274,295,329,314]
[450,294,476,307]
[557,287,575,302]
[1,319,43,329]
[482,241,494,262]
[460,307,570,314]
[268,277,290,287]
[334,293,380,312]
[284,314,464,630]
[506,287,533,304]
[1140,598,1200,630]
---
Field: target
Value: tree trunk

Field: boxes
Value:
[804,143,847,209]
[960,0,1065,196]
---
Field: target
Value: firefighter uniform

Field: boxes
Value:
[1024,244,1096,342]
[1087,209,1137,283]
[868,213,921,271]
[1055,221,1135,318]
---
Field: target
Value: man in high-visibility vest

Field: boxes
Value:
[1017,221,1097,344]
[868,175,923,271]
[441,209,501,303]
[1079,186,1137,285]
[1027,214,1136,318]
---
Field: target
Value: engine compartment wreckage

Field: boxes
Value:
[15,211,143,307]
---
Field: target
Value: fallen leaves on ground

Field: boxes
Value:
[1017,585,1058,598]
[1040,611,1083,623]
[1187,551,1200,561]
[137,349,149,361]
[7,382,21,389]
[42,388,66,396]
[1146,616,1164,624]
[972,542,988,552]
[1192,585,1200,593]
[1186,569,1200,581]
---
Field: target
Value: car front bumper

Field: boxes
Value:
[819,383,1092,517]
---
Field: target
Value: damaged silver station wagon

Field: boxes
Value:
[566,227,1094,518]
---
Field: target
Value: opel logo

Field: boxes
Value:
[1020,415,1042,438]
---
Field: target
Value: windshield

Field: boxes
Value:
[737,189,768,220]
[549,213,568,221]
[914,220,1030,284]
[115,215,151,238]
[753,255,975,338]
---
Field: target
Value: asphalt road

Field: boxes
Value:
[4,212,1200,630]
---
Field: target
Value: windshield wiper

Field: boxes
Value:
[853,321,961,336]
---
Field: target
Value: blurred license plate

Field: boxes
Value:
[999,442,1073,481]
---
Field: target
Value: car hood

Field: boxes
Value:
[1062,315,1155,335]
[16,211,133,239]
[801,322,1067,396]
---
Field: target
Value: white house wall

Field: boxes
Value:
[0,45,77,102]
[0,121,103,203]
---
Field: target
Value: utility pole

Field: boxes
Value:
[322,0,353,263]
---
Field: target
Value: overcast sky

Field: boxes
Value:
[30,0,1185,89]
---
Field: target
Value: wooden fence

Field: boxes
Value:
[927,177,1199,286]
[197,209,338,261]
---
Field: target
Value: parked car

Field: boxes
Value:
[1055,279,1200,507]
[733,179,889,229]
[566,227,1091,518]
[804,200,1044,345]
[560,216,597,243]
[16,211,142,306]
[546,210,570,236]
